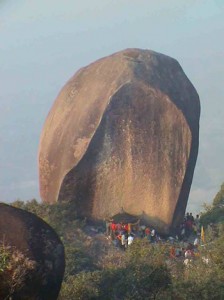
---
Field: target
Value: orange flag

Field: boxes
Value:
[201,226,205,244]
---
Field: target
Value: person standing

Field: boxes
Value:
[121,232,127,250]
[151,228,156,243]
[105,218,112,236]
[145,227,151,240]
[195,214,200,235]
[128,234,134,246]
[110,220,117,239]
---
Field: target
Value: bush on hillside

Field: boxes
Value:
[8,196,224,300]
[0,242,36,299]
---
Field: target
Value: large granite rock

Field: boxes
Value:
[0,203,65,300]
[39,48,200,233]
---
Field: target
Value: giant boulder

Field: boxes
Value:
[39,48,200,233]
[0,203,65,300]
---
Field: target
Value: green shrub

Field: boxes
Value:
[64,242,95,278]
[59,272,101,300]
[0,243,36,299]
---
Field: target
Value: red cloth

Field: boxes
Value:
[145,228,151,235]
[111,223,117,231]
[123,224,128,231]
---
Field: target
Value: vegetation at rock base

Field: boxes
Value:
[0,242,36,299]
[200,182,224,226]
[1,183,224,299]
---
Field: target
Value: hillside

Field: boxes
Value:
[4,196,224,300]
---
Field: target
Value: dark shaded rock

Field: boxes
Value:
[0,203,65,300]
[39,48,200,233]
[112,212,140,224]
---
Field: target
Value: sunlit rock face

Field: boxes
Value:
[0,203,65,300]
[39,48,200,233]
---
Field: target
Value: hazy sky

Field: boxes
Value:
[0,0,224,213]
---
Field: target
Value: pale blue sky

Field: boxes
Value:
[0,0,224,213]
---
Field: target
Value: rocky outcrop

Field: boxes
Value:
[39,48,200,233]
[0,203,65,300]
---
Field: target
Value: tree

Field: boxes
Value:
[200,182,224,227]
[213,182,224,207]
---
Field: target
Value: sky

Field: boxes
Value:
[0,0,224,213]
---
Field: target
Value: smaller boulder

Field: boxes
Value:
[0,203,65,300]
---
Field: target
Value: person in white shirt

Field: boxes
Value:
[151,229,156,243]
[193,237,199,247]
[121,233,127,250]
[128,234,134,246]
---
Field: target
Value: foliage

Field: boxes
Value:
[7,195,224,300]
[213,182,224,207]
[200,206,224,227]
[99,261,170,299]
[59,240,171,300]
[63,242,95,279]
[166,236,224,300]
[0,242,36,299]
[59,272,102,300]
[200,182,224,227]
[12,199,80,236]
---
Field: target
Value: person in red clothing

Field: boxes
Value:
[111,221,116,231]
[145,227,151,239]
[123,223,128,232]
[170,246,176,259]
[110,220,117,239]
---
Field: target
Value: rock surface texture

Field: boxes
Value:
[0,203,65,300]
[39,48,200,233]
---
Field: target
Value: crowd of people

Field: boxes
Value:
[177,212,201,240]
[166,212,204,263]
[105,212,204,260]
[105,218,159,250]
